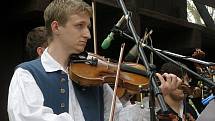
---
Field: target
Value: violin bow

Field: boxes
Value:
[109,43,125,121]
[92,0,97,54]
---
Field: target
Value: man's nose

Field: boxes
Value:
[83,28,91,39]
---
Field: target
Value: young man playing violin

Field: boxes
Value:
[8,0,182,121]
[157,62,198,121]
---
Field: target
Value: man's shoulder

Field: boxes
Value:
[17,58,42,70]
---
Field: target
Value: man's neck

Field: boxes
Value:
[48,43,71,70]
[164,96,182,114]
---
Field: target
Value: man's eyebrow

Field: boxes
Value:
[77,20,91,27]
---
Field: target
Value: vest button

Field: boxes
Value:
[60,78,66,82]
[60,103,65,108]
[81,88,86,91]
[60,88,65,93]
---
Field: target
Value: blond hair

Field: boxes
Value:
[44,0,92,38]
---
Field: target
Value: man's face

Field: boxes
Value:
[169,74,190,101]
[58,13,91,54]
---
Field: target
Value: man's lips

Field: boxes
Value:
[79,41,87,46]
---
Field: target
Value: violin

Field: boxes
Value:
[68,52,200,98]
[179,83,201,98]
[68,52,149,97]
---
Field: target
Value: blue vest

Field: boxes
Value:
[18,58,104,121]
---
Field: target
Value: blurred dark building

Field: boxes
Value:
[139,0,187,19]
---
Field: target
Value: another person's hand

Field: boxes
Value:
[156,73,182,96]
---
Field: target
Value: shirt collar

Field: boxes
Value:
[179,101,184,118]
[41,48,67,73]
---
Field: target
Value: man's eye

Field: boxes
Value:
[76,24,83,28]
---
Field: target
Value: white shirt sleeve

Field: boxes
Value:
[103,84,150,121]
[7,68,74,121]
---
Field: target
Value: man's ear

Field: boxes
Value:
[37,47,45,57]
[51,21,60,35]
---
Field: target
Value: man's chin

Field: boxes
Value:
[170,93,185,100]
[73,48,85,54]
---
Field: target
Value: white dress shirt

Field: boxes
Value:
[8,49,150,121]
